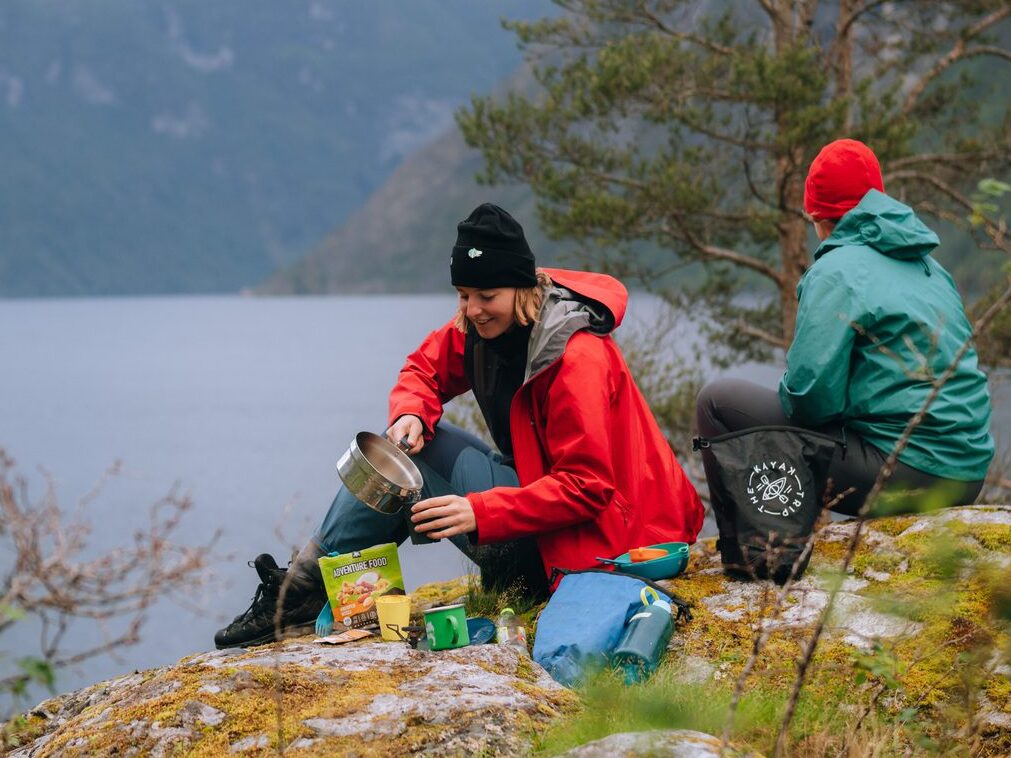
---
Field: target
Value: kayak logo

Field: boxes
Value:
[747,459,805,517]
[468,247,483,258]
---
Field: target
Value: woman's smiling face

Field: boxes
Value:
[456,286,517,339]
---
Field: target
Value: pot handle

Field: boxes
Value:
[397,435,412,453]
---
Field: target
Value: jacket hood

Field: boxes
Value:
[814,189,939,262]
[543,268,628,326]
[525,268,627,381]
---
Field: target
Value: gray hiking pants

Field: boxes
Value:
[695,378,984,516]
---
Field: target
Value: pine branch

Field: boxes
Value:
[631,3,735,56]
[800,0,819,30]
[756,0,782,26]
[891,172,1010,250]
[885,169,976,211]
[672,112,776,151]
[902,7,1011,114]
[916,201,973,230]
[889,151,1005,170]
[733,320,790,349]
[659,221,785,285]
[837,0,897,39]
[743,152,778,209]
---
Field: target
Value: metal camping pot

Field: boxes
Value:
[336,432,423,515]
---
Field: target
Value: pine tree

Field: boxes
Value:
[457,0,1010,357]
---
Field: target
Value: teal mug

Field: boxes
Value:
[423,604,470,650]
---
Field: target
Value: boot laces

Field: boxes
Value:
[231,565,280,626]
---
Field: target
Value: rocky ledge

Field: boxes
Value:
[661,504,1011,744]
[6,505,1010,756]
[8,640,574,757]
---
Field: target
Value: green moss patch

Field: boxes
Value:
[2,713,50,751]
[15,509,1011,757]
[410,577,469,609]
[867,515,921,537]
[664,568,728,607]
[542,510,1011,755]
[811,537,850,567]
[949,522,1011,552]
[32,657,428,757]
[852,548,906,577]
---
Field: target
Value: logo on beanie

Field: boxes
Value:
[468,248,483,259]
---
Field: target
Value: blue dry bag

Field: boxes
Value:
[532,569,691,687]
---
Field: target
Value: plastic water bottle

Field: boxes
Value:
[610,587,673,683]
[496,607,528,655]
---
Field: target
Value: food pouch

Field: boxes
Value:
[318,543,405,630]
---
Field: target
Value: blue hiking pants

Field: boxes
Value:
[314,422,548,598]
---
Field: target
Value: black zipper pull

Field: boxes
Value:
[692,437,710,451]
[549,566,567,586]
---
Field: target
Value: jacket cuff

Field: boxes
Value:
[387,408,438,440]
[467,492,507,545]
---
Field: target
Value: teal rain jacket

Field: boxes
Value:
[779,189,994,481]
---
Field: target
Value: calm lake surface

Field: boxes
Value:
[1,294,1006,698]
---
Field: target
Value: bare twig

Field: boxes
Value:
[889,150,1005,171]
[836,0,895,40]
[0,450,216,718]
[721,533,814,748]
[720,486,854,750]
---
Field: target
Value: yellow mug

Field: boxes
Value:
[375,594,411,641]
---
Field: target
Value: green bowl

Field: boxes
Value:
[604,542,690,580]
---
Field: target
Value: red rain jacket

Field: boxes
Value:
[387,268,704,579]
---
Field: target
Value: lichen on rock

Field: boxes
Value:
[557,728,760,757]
[5,506,1010,756]
[6,639,575,757]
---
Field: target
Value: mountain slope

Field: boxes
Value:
[260,126,567,295]
[0,0,544,296]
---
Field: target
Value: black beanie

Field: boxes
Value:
[450,203,537,288]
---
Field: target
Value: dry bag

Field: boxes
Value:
[693,426,845,584]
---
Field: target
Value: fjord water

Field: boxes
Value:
[1,295,1006,697]
[1,294,472,695]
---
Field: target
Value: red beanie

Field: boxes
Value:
[803,139,884,221]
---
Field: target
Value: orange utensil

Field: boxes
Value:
[629,547,668,563]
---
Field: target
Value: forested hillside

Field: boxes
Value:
[0,0,543,296]
[260,123,573,295]
[267,55,1007,301]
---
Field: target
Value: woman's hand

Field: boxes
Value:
[386,415,425,455]
[411,495,476,539]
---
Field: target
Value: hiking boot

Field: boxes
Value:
[213,553,325,649]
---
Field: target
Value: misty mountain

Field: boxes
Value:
[0,0,546,296]
[259,124,573,295]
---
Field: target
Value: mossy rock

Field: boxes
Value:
[5,636,574,756]
[644,505,1011,752]
[7,506,1010,756]
[532,507,1010,756]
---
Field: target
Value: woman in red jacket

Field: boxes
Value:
[215,203,703,648]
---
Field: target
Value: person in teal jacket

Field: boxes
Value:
[697,139,993,516]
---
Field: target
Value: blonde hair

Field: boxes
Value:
[454,269,553,333]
